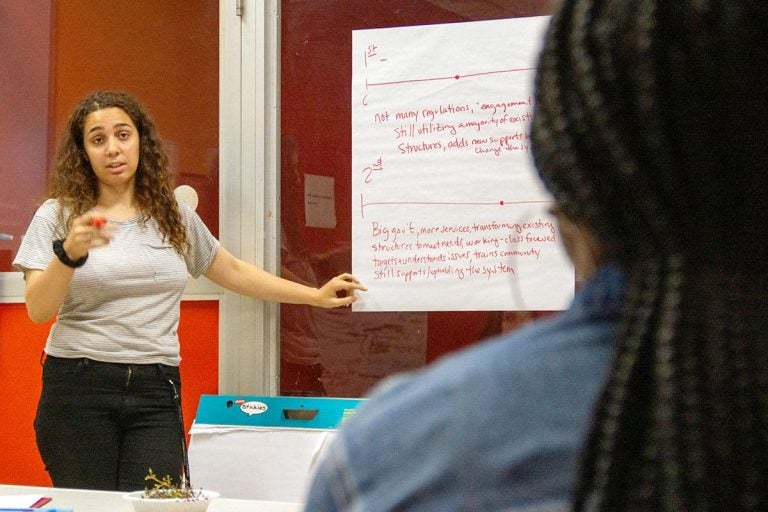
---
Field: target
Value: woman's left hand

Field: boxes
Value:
[315,273,367,308]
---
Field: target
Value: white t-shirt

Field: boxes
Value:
[13,199,219,365]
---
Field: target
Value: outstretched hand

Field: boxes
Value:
[315,273,367,308]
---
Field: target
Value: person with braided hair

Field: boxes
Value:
[532,0,768,510]
[303,1,767,511]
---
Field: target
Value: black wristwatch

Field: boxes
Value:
[52,239,89,268]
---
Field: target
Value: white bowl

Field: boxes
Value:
[123,490,220,512]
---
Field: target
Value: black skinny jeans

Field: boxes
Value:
[35,355,185,491]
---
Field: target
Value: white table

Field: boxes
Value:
[0,484,303,512]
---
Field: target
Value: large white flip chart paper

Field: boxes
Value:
[351,16,574,312]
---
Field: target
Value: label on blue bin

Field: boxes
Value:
[240,400,269,415]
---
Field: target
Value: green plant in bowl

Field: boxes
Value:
[123,469,219,512]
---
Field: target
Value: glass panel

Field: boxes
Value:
[280,1,555,397]
[0,0,219,272]
[0,0,52,271]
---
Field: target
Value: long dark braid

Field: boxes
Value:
[531,1,768,510]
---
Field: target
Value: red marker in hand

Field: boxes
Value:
[90,216,107,228]
[88,216,111,247]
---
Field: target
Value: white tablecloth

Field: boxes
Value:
[188,424,336,502]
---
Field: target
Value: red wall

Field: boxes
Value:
[0,305,52,485]
[49,0,220,235]
[0,301,218,486]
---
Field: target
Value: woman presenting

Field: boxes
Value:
[13,90,366,491]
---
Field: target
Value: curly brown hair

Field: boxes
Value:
[533,0,768,510]
[48,90,189,254]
